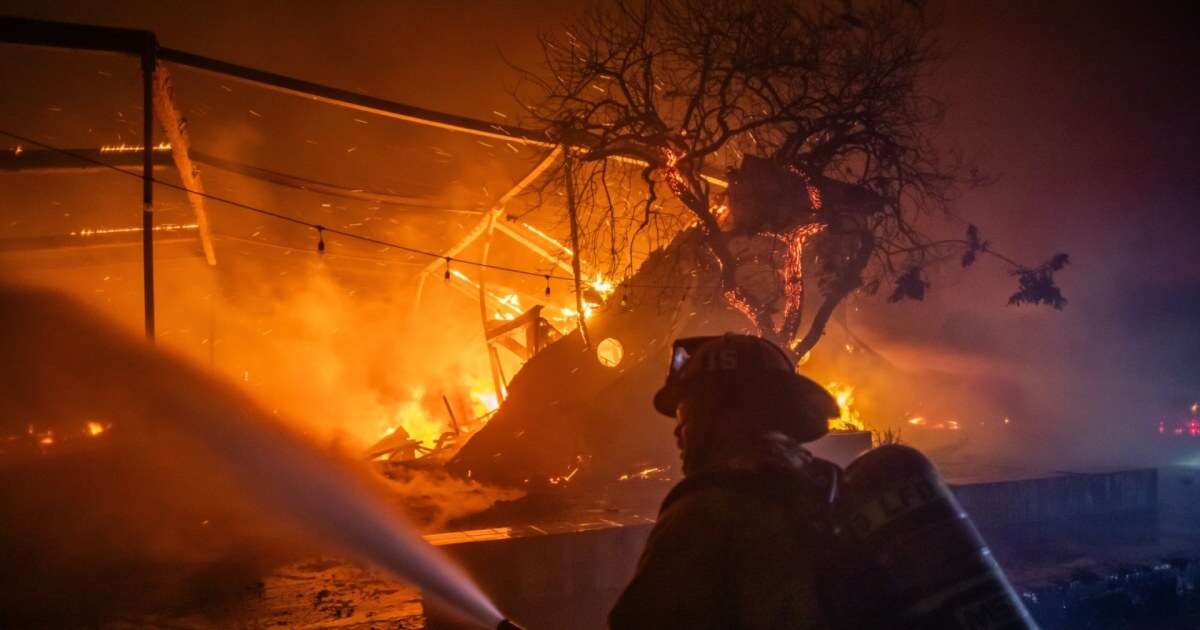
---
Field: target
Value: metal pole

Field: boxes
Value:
[564,153,591,350]
[142,38,156,341]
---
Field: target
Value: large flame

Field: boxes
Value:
[377,380,502,451]
[826,381,865,432]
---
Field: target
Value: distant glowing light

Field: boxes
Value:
[86,421,106,437]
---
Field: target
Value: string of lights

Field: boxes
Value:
[1,128,720,293]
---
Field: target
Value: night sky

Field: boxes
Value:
[2,1,1198,464]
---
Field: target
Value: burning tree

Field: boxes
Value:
[448,0,1067,485]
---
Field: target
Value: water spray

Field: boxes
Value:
[0,285,526,628]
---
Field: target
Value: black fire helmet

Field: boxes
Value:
[653,333,839,443]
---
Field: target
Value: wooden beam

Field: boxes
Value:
[412,146,562,310]
[152,62,217,265]
[493,222,573,275]
[485,305,544,340]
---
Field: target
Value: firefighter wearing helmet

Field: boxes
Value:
[609,333,1038,630]
[609,333,841,629]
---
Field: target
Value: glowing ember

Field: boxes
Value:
[85,421,107,437]
[662,146,689,198]
[712,203,733,230]
[784,163,823,210]
[99,142,172,153]
[618,465,667,481]
[69,223,198,237]
[775,224,823,343]
[548,455,585,485]
[722,289,759,330]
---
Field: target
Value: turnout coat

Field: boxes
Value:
[609,433,836,630]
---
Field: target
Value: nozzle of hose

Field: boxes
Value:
[497,619,526,630]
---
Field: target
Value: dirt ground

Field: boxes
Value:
[103,559,426,630]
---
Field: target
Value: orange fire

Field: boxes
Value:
[826,382,866,432]
[375,380,502,453]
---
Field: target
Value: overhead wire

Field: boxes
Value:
[0,128,718,292]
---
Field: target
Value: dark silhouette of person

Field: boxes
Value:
[610,333,841,630]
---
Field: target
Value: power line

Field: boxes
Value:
[0,128,716,292]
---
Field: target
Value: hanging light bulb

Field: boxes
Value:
[444,257,452,281]
[544,275,551,296]
[315,225,326,253]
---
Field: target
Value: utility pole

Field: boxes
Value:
[142,35,156,341]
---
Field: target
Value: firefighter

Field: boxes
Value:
[609,333,841,630]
